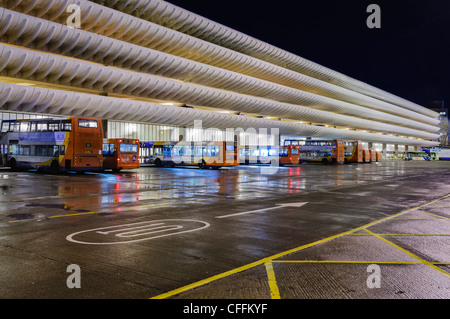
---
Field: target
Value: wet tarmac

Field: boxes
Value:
[0,160,449,299]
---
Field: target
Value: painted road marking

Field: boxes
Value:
[363,228,450,278]
[66,219,210,245]
[264,262,280,299]
[151,193,450,299]
[215,202,308,219]
[8,201,176,223]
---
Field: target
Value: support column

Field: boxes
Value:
[382,143,387,159]
[394,144,399,160]
[102,120,108,138]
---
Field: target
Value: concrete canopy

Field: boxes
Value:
[0,0,441,147]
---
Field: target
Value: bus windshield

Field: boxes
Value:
[119,144,138,153]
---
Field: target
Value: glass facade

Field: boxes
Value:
[107,120,180,142]
[0,111,415,160]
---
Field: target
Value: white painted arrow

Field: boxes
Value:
[215,202,308,219]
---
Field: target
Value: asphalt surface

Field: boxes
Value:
[0,160,449,299]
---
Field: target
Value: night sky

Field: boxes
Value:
[167,0,450,110]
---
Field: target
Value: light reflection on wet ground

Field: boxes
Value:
[1,160,450,298]
[0,161,449,222]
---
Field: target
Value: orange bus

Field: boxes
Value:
[281,140,301,165]
[239,143,299,165]
[103,138,140,172]
[376,151,383,162]
[369,149,377,162]
[0,117,103,173]
[144,141,239,169]
[290,139,345,164]
[344,141,363,163]
[363,149,371,163]
[239,145,277,165]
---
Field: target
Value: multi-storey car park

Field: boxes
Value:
[0,0,441,161]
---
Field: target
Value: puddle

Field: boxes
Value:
[25,203,69,210]
[7,213,35,220]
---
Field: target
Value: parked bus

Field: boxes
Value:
[103,138,140,172]
[404,151,437,161]
[376,151,383,162]
[369,150,378,162]
[344,141,363,163]
[423,148,450,160]
[239,144,299,165]
[142,141,239,169]
[279,144,300,166]
[362,149,371,163]
[0,117,103,173]
[239,145,277,165]
[286,139,345,164]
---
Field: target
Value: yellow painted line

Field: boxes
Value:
[150,258,271,299]
[363,229,450,278]
[348,233,450,236]
[47,211,101,218]
[8,202,176,223]
[265,262,281,299]
[379,233,450,236]
[419,210,449,220]
[150,193,450,299]
[272,260,423,264]
[390,218,440,220]
[8,210,106,222]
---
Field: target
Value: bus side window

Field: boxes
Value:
[10,144,18,155]
[60,145,65,156]
[35,145,45,156]
[109,144,115,155]
[20,122,29,132]
[53,146,59,157]
[154,146,162,156]
[62,120,72,131]
[102,144,109,156]
[48,121,60,132]
[37,122,48,132]
[194,146,202,157]
[209,145,219,156]
[1,122,9,132]
[163,146,172,156]
[173,146,182,156]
